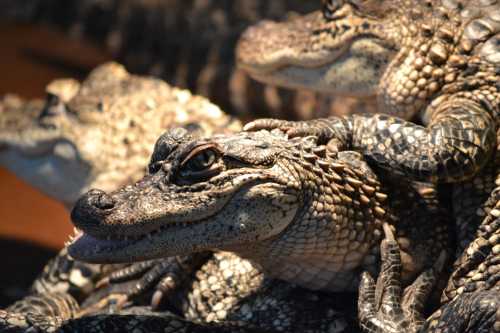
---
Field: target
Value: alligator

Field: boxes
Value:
[0,61,240,208]
[237,0,500,183]
[0,62,363,332]
[1,250,356,332]
[0,62,241,328]
[0,0,378,120]
[236,1,500,330]
[61,127,456,332]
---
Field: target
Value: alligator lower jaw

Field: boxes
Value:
[68,230,139,263]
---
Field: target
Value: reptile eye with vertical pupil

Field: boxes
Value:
[184,149,217,172]
[177,145,222,183]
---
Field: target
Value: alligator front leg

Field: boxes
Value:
[245,97,496,183]
[81,252,212,313]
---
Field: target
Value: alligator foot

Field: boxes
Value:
[357,223,445,333]
[246,117,350,147]
[81,252,212,314]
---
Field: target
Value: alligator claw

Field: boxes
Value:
[83,253,212,313]
[358,223,445,333]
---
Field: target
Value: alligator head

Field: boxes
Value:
[0,62,240,208]
[0,79,92,207]
[70,128,391,290]
[236,0,398,97]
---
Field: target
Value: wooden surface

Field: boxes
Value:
[0,22,111,249]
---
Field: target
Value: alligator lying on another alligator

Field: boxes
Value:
[0,0,499,331]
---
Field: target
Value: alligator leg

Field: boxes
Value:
[81,252,213,313]
[359,214,500,333]
[0,302,270,333]
[245,98,496,183]
[357,223,445,333]
[0,292,79,333]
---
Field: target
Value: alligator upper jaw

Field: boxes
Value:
[236,11,347,77]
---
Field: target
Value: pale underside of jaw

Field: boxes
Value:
[67,216,208,263]
[242,43,349,80]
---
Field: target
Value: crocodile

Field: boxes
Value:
[0,0,378,120]
[61,127,453,331]
[237,0,500,184]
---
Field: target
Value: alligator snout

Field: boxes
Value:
[71,189,115,229]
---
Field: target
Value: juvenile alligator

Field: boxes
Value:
[0,0,378,120]
[0,62,240,329]
[237,0,500,183]
[62,128,452,331]
[236,1,500,330]
[0,61,240,208]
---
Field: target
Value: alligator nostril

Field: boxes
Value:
[95,193,115,210]
[85,189,115,210]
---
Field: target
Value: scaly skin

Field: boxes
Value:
[0,63,356,332]
[357,130,500,332]
[63,128,450,331]
[358,197,499,332]
[0,62,240,330]
[0,62,241,208]
[0,0,379,120]
[1,251,357,332]
[237,0,500,183]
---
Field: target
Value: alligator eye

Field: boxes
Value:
[178,144,222,183]
[184,149,217,172]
